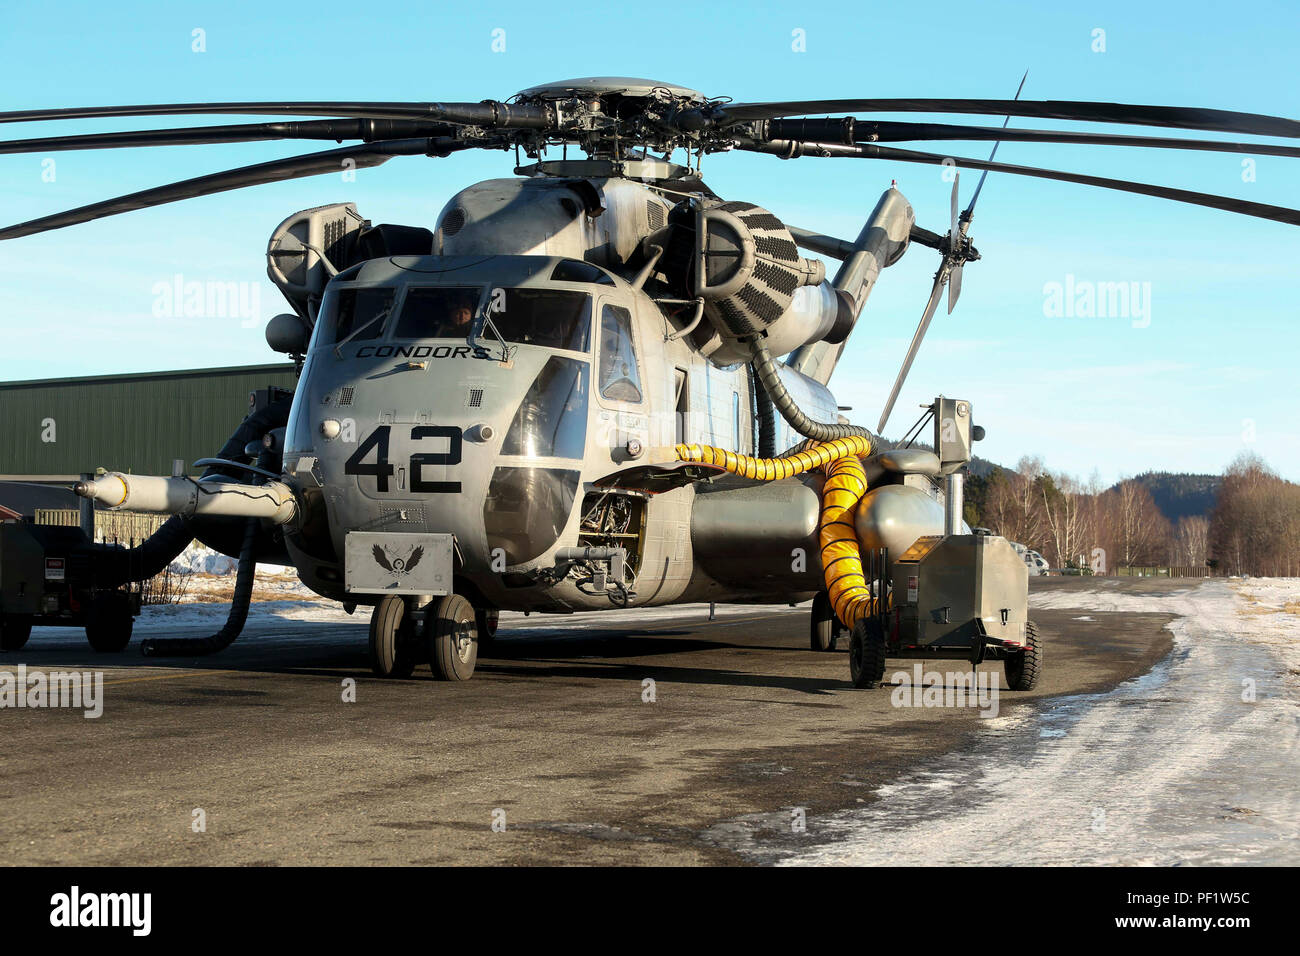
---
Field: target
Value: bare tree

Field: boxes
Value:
[1040,471,1090,568]
[1173,515,1209,568]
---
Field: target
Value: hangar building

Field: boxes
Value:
[0,364,297,509]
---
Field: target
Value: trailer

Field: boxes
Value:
[845,397,1041,691]
[0,518,139,652]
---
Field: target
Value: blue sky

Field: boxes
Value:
[0,0,1296,484]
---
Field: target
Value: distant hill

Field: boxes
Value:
[1114,471,1221,524]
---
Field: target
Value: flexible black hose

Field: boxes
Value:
[750,338,872,443]
[750,365,777,458]
[85,514,194,589]
[140,517,259,657]
[207,396,294,478]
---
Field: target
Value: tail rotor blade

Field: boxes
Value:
[879,269,947,433]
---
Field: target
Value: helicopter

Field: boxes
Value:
[1,76,1297,683]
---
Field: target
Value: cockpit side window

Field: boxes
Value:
[392,286,482,339]
[598,304,644,404]
[326,287,395,343]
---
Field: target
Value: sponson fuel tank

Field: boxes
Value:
[690,475,825,591]
[691,476,956,592]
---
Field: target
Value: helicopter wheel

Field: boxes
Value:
[369,596,417,678]
[475,606,499,657]
[429,594,478,681]
[809,592,841,652]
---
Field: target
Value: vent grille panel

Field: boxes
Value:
[442,207,467,237]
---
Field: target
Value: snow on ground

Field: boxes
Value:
[743,578,1300,866]
[141,549,800,633]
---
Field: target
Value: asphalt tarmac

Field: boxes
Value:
[0,578,1177,865]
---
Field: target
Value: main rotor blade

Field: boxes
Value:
[879,268,948,434]
[843,120,1300,159]
[0,101,550,129]
[0,119,459,154]
[964,70,1027,218]
[720,98,1300,139]
[742,141,1300,226]
[0,138,450,241]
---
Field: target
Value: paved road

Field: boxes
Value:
[0,580,1175,865]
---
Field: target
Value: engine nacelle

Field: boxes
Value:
[659,199,851,367]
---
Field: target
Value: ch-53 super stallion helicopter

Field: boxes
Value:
[1,77,1297,686]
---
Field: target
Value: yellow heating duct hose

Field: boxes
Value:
[673,434,871,481]
[674,434,881,628]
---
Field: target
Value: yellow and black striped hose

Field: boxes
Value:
[673,434,871,481]
[674,434,882,628]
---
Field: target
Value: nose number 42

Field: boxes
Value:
[343,425,462,494]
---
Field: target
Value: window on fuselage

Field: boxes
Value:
[598,304,643,404]
[392,286,483,339]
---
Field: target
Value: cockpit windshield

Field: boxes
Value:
[392,286,483,339]
[486,289,591,352]
[323,287,395,344]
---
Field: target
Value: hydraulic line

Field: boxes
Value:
[750,338,872,443]
[674,434,882,629]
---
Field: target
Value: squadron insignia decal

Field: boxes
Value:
[372,544,425,576]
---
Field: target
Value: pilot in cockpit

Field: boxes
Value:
[447,304,474,335]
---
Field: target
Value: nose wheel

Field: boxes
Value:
[429,594,478,681]
[368,595,418,678]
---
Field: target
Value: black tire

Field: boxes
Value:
[1004,620,1042,691]
[429,594,477,681]
[85,591,134,653]
[369,595,417,678]
[475,606,499,657]
[849,617,887,688]
[1,615,33,652]
[809,592,841,652]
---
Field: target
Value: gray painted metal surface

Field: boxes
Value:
[893,533,1029,648]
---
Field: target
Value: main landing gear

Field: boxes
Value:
[809,591,843,652]
[368,593,483,681]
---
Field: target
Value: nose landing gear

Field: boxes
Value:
[429,594,478,681]
[368,595,418,678]
[367,593,479,681]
